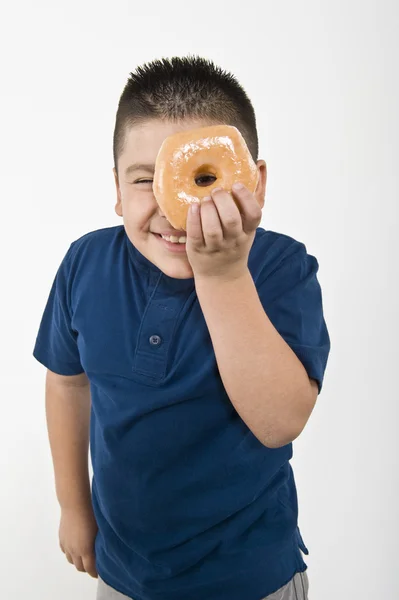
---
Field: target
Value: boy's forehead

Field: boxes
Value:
[122,118,218,164]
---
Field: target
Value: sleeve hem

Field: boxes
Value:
[287,342,327,395]
[33,345,84,376]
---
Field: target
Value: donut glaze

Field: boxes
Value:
[153,124,259,231]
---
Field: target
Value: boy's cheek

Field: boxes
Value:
[122,203,156,228]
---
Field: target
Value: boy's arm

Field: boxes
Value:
[186,187,329,451]
[45,369,92,510]
[195,271,318,450]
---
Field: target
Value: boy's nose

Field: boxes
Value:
[157,205,166,218]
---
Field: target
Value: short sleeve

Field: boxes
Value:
[257,244,331,394]
[33,244,84,376]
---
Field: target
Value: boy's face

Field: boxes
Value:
[113,119,266,280]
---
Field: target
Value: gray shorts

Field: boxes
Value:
[96,570,309,600]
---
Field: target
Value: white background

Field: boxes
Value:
[1,1,398,598]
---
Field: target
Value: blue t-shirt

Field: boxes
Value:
[33,225,330,600]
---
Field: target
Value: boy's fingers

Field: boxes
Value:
[231,184,262,233]
[73,555,86,573]
[199,196,223,247]
[211,188,242,238]
[186,202,204,246]
[83,553,98,578]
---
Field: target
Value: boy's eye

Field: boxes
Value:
[195,174,217,187]
[134,179,153,184]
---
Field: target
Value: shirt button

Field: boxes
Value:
[149,335,162,347]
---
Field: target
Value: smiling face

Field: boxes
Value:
[113,118,266,280]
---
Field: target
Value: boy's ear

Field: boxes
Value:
[113,167,123,217]
[255,160,267,209]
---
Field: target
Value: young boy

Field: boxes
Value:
[33,56,330,600]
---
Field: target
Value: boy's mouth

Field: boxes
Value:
[153,233,187,253]
[159,233,187,244]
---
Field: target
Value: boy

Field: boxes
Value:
[33,56,330,600]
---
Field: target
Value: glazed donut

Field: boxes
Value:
[153,124,259,231]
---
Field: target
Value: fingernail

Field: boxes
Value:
[202,196,212,202]
[211,187,223,194]
[190,202,199,213]
[232,182,244,192]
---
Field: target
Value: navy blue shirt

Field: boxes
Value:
[33,225,330,600]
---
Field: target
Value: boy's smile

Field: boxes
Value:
[113,118,217,279]
[154,232,188,253]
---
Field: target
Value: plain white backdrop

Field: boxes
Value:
[1,1,398,598]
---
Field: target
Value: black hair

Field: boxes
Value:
[113,56,258,174]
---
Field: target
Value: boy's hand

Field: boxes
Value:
[59,505,98,578]
[185,183,262,282]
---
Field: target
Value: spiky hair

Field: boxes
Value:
[113,56,259,173]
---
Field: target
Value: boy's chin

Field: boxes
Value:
[148,245,194,280]
[158,260,194,280]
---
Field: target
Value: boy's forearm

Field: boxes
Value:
[45,372,92,510]
[195,270,315,448]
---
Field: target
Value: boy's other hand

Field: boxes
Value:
[59,505,98,578]
[186,183,262,282]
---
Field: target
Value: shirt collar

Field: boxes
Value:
[124,228,195,293]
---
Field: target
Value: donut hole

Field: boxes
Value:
[194,165,218,187]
